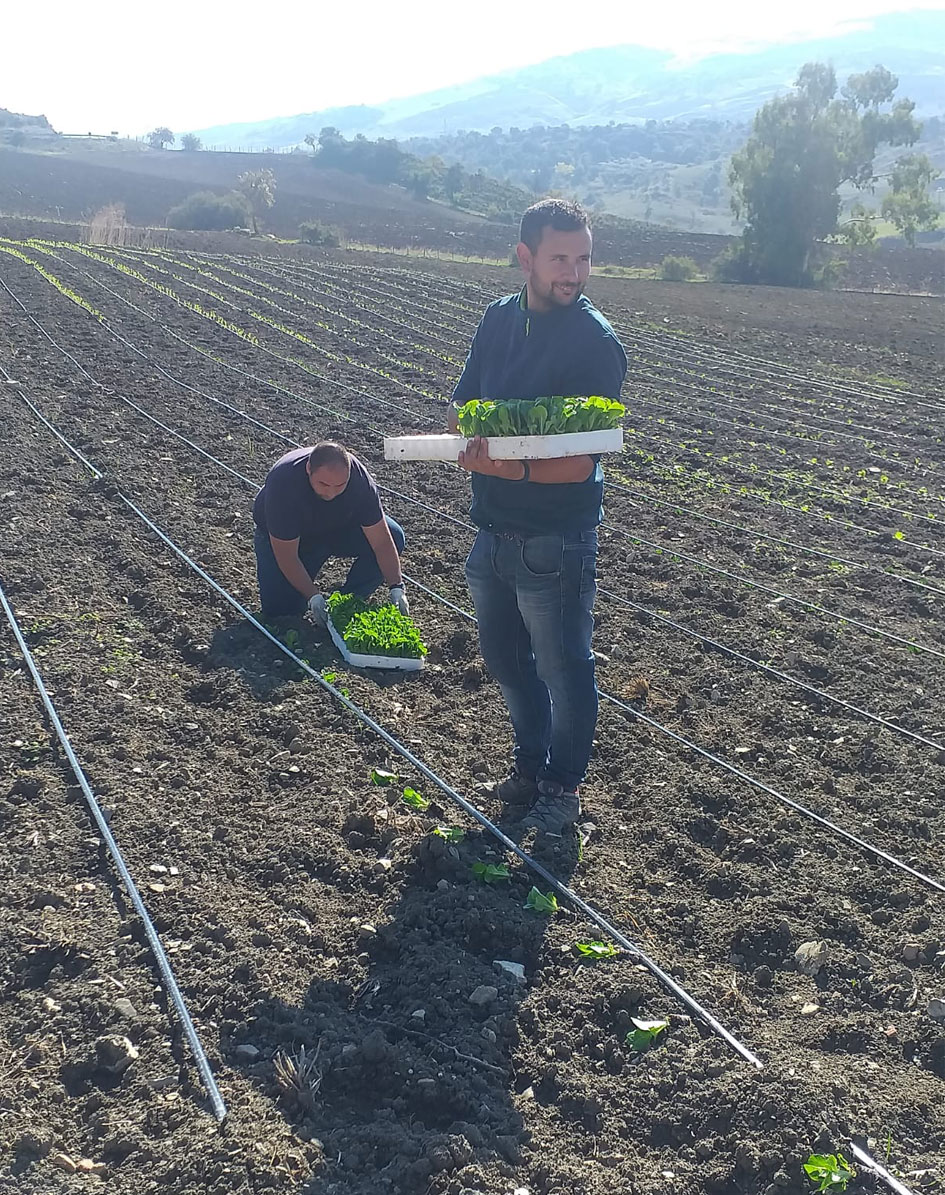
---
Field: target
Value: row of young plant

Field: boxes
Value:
[16,237,945,623]
[102,245,453,416]
[125,247,945,520]
[152,248,460,383]
[40,241,428,434]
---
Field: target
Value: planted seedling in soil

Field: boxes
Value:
[525,887,559,913]
[432,826,465,842]
[371,768,399,786]
[573,940,619,961]
[802,1154,855,1192]
[401,786,430,811]
[625,1017,670,1052]
[471,862,511,885]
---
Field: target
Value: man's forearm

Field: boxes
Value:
[274,550,317,599]
[373,538,404,587]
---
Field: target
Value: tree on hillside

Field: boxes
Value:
[236,168,276,234]
[444,163,464,203]
[180,132,202,152]
[728,63,940,285]
[147,127,175,150]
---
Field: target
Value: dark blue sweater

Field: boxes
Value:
[452,288,627,534]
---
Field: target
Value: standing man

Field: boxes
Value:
[253,441,408,621]
[451,199,627,834]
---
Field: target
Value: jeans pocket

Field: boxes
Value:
[465,531,492,580]
[520,535,563,578]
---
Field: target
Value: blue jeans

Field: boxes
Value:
[465,529,598,792]
[254,517,406,617]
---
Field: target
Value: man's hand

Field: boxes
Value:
[457,437,526,480]
[307,593,328,625]
[389,586,410,617]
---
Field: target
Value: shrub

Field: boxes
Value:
[167,190,250,231]
[299,220,342,248]
[709,245,757,284]
[660,255,698,281]
[180,133,202,152]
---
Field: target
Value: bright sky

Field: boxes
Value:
[4,0,943,135]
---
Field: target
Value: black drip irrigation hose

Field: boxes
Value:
[5,259,943,730]
[11,382,945,901]
[605,524,945,661]
[5,274,945,882]
[11,390,762,1071]
[605,480,945,601]
[4,340,934,1195]
[0,583,227,1122]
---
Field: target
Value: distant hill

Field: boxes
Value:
[190,11,945,149]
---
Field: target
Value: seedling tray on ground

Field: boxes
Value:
[326,615,424,671]
[384,428,623,462]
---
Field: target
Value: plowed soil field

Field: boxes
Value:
[1,239,944,1195]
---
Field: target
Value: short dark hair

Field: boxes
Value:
[307,442,349,472]
[520,199,590,253]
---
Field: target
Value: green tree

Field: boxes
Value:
[147,126,174,150]
[444,163,464,203]
[881,153,941,247]
[236,168,276,234]
[728,63,937,285]
[180,132,202,152]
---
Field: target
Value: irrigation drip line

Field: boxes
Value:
[5,266,942,751]
[606,524,945,661]
[618,321,945,413]
[13,381,945,899]
[626,370,941,463]
[593,585,945,754]
[23,243,942,564]
[52,243,445,428]
[405,266,940,410]
[605,480,945,601]
[0,583,227,1123]
[618,448,945,564]
[82,244,447,416]
[1,258,392,440]
[849,1143,918,1195]
[11,391,762,1071]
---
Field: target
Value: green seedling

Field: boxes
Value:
[471,862,510,885]
[432,826,465,842]
[283,629,301,651]
[625,1017,670,1052]
[401,786,429,811]
[802,1153,855,1192]
[525,887,559,914]
[370,768,398,786]
[322,670,338,683]
[573,940,618,961]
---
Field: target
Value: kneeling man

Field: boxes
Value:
[253,442,407,621]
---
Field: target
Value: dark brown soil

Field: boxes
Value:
[1,240,943,1195]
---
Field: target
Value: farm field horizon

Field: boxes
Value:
[1,238,944,1195]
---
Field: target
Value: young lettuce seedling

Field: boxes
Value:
[524,887,559,914]
[802,1154,855,1192]
[401,786,430,811]
[432,826,465,842]
[625,1017,670,1052]
[471,862,511,885]
[370,768,399,786]
[573,940,618,961]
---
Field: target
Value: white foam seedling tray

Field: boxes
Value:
[326,615,424,671]
[384,428,623,462]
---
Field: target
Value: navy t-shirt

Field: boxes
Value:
[452,289,627,535]
[253,449,383,541]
